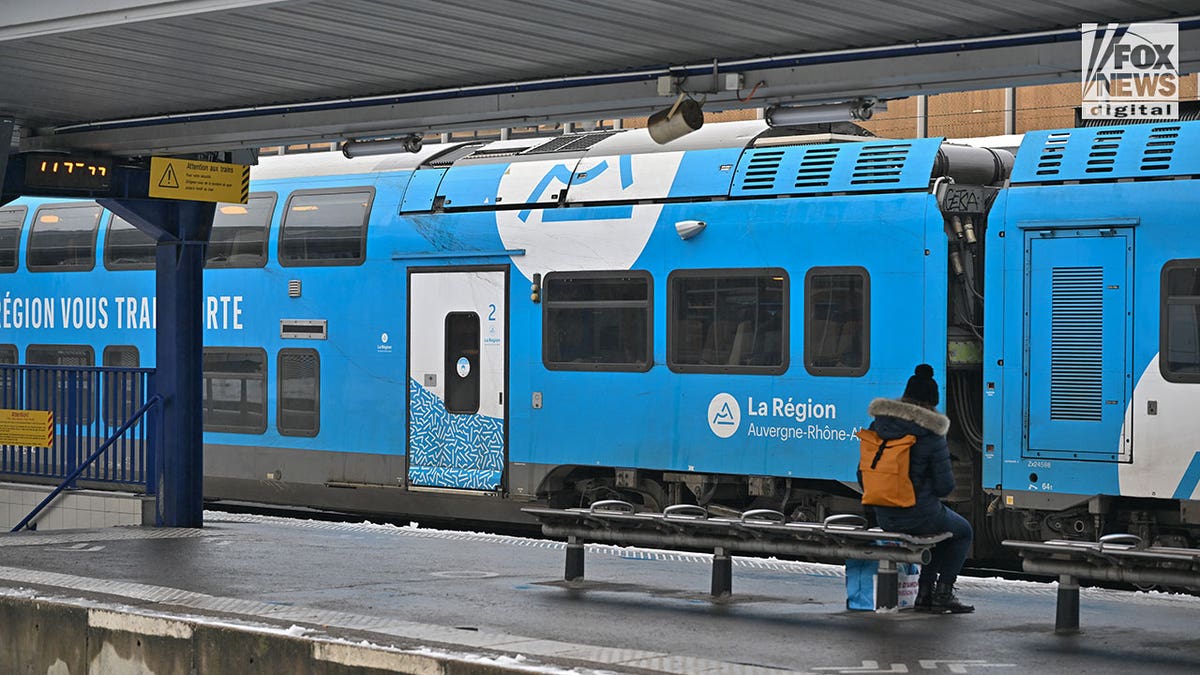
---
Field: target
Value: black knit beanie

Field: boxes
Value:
[902,363,939,407]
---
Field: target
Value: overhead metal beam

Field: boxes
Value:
[0,0,290,40]
[21,25,1200,156]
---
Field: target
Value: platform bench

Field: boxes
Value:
[523,501,950,609]
[1004,534,1200,633]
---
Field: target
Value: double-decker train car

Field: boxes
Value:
[1,118,1198,556]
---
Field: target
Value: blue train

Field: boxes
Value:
[1,118,1197,555]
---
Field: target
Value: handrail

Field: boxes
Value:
[11,394,162,533]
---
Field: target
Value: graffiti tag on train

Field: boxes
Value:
[0,293,245,330]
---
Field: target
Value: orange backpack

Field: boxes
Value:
[855,429,918,508]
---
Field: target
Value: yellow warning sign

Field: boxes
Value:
[0,409,54,448]
[148,157,249,204]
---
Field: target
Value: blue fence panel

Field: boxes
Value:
[0,364,159,491]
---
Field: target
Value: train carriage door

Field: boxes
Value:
[1024,229,1132,461]
[407,266,508,490]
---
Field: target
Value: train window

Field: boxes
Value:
[667,269,787,375]
[103,216,156,270]
[278,188,373,267]
[202,347,267,434]
[543,271,652,372]
[805,267,869,377]
[0,344,15,408]
[445,312,481,414]
[25,344,96,424]
[1161,260,1200,382]
[277,348,320,436]
[0,206,26,272]
[27,203,102,272]
[207,193,276,268]
[102,346,142,427]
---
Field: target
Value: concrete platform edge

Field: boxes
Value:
[0,592,595,675]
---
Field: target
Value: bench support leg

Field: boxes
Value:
[712,547,732,598]
[876,559,899,609]
[1055,574,1080,634]
[565,536,585,582]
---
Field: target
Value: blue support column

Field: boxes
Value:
[98,198,214,528]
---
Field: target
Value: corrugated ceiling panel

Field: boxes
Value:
[0,0,1191,127]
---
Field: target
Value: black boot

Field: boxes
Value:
[913,577,935,612]
[931,582,974,614]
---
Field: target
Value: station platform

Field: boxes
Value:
[1,512,1199,674]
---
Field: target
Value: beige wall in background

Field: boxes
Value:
[857,76,1199,138]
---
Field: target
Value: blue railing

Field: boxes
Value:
[0,364,160,529]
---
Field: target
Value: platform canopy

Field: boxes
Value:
[2,0,1199,156]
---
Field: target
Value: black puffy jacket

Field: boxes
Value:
[866,397,954,521]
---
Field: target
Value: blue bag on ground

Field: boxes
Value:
[845,559,920,610]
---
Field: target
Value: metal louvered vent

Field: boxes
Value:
[462,146,534,161]
[524,131,621,155]
[1035,132,1070,176]
[794,146,839,188]
[1049,266,1104,421]
[280,319,328,340]
[850,144,910,185]
[424,143,486,167]
[1085,128,1124,174]
[739,150,784,191]
[1141,125,1180,171]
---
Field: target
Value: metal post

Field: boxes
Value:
[1055,574,1080,633]
[65,369,78,488]
[915,95,928,139]
[565,535,585,581]
[0,116,12,203]
[712,546,732,597]
[100,198,215,528]
[876,558,899,609]
[155,210,210,528]
[1004,87,1017,136]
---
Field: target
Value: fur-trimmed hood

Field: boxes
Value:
[868,397,951,436]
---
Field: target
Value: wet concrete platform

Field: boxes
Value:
[1,512,1199,674]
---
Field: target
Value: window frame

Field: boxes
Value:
[24,344,97,424]
[206,192,277,269]
[277,187,373,267]
[0,205,27,273]
[202,346,268,434]
[0,344,16,408]
[804,265,870,378]
[26,202,101,272]
[102,345,142,427]
[102,213,157,271]
[542,270,654,373]
[1160,258,1200,383]
[666,267,789,375]
[277,347,320,437]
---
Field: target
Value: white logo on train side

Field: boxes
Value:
[708,393,741,438]
[708,392,860,442]
[494,153,685,282]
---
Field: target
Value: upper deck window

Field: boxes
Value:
[278,188,372,266]
[207,193,276,268]
[0,207,26,272]
[27,203,101,272]
[104,215,156,270]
